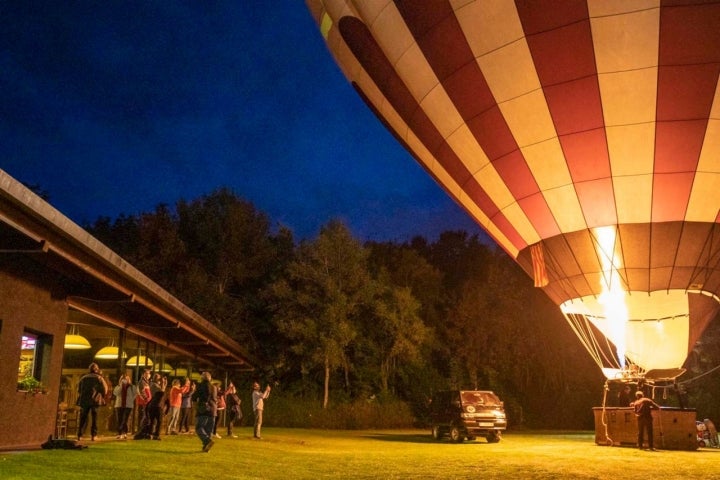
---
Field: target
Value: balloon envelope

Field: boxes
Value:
[307,0,720,376]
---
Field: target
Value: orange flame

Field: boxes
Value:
[595,226,628,368]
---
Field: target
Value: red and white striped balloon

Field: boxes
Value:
[307,0,720,377]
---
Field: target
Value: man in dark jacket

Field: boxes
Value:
[76,362,107,442]
[191,371,217,452]
[146,373,167,440]
[225,382,242,438]
[632,390,660,450]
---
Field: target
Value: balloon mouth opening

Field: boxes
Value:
[601,367,687,382]
[560,289,720,377]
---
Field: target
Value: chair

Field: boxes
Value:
[66,406,79,437]
[55,405,68,439]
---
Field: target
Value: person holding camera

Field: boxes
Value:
[179,379,195,434]
[225,382,242,438]
[146,373,167,440]
[166,378,188,435]
[113,373,136,439]
[252,381,271,439]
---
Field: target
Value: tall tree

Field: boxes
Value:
[133,204,196,293]
[176,188,276,296]
[425,231,491,305]
[270,220,372,408]
[369,283,429,393]
[174,188,283,348]
[366,241,443,326]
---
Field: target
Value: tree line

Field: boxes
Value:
[86,188,636,429]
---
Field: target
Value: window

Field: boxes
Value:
[18,330,52,390]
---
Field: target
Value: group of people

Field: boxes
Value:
[191,371,271,452]
[75,362,272,452]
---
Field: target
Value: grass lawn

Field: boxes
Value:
[1,429,718,479]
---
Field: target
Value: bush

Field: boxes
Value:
[264,395,416,429]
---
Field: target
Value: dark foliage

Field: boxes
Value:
[86,189,720,429]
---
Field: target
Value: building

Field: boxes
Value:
[0,169,254,450]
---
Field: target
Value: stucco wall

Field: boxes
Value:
[0,258,67,450]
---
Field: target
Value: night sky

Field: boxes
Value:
[0,2,484,243]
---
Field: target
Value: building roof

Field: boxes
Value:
[0,169,254,372]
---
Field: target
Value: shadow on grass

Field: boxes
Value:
[687,448,720,454]
[360,429,583,445]
[360,432,435,444]
[360,432,500,445]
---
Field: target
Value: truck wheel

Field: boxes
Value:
[486,432,501,443]
[431,426,441,440]
[449,426,463,443]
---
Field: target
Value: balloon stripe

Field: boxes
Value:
[337,12,528,251]
[655,4,720,222]
[393,2,542,249]
[652,173,695,223]
[517,4,614,234]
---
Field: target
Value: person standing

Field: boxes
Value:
[252,381,271,440]
[179,379,195,434]
[166,378,188,435]
[631,390,660,450]
[225,382,242,438]
[76,362,107,442]
[617,385,632,407]
[192,371,217,452]
[146,373,167,440]
[113,373,137,439]
[213,385,226,439]
[134,369,152,439]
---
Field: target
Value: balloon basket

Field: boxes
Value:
[593,407,698,451]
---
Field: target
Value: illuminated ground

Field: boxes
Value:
[1,429,718,479]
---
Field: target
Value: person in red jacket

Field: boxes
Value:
[134,369,152,440]
[166,378,189,435]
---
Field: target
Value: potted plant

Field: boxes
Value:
[17,374,46,395]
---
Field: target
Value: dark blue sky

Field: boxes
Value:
[0,2,484,242]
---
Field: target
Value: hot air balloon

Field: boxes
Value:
[306,0,720,383]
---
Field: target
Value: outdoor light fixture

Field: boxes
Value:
[64,325,91,350]
[94,340,127,360]
[159,362,174,373]
[126,355,153,367]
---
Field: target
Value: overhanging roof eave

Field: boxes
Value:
[0,169,255,371]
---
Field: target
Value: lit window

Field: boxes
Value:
[18,330,51,390]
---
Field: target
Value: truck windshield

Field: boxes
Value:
[461,391,500,406]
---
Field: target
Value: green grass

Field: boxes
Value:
[1,429,719,479]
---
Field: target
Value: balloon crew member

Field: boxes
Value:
[631,391,660,451]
